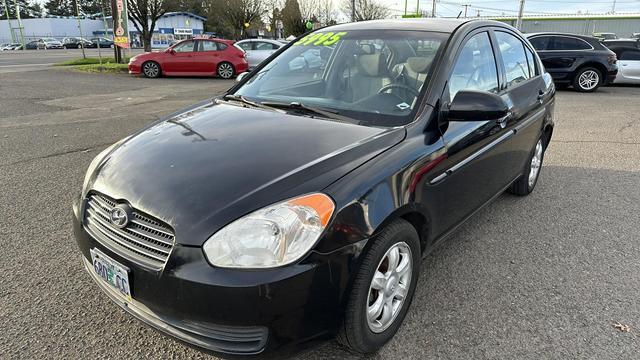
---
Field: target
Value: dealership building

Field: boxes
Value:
[488,13,640,37]
[0,12,206,48]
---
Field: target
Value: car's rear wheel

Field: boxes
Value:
[508,136,545,196]
[142,61,161,78]
[338,218,420,354]
[217,62,235,79]
[573,67,601,92]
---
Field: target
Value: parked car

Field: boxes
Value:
[76,19,554,357]
[39,37,64,49]
[25,40,39,50]
[63,37,93,49]
[593,32,618,41]
[234,38,286,70]
[632,32,640,39]
[128,38,248,79]
[604,39,640,84]
[1,43,22,50]
[526,32,618,92]
[90,37,114,48]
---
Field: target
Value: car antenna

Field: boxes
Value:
[456,11,462,19]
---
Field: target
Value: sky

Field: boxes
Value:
[383,0,640,18]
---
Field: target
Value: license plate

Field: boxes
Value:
[90,249,132,301]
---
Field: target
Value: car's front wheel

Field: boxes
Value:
[142,61,161,78]
[573,67,602,92]
[217,62,235,79]
[338,218,420,354]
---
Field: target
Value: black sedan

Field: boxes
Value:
[74,19,555,357]
[89,37,114,48]
[526,32,618,92]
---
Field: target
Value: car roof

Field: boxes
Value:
[325,18,493,33]
[525,32,597,41]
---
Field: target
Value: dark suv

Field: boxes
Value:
[525,32,618,92]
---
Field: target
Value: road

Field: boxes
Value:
[1,68,639,359]
[0,48,145,73]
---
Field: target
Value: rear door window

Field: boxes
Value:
[529,36,551,51]
[198,40,218,52]
[255,42,278,50]
[550,37,592,50]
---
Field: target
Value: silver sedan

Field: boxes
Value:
[234,39,287,70]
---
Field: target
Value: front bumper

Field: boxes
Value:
[128,62,142,74]
[73,202,362,357]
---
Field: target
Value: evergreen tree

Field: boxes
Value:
[281,0,304,37]
[1,0,43,19]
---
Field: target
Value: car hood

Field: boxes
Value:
[89,101,405,246]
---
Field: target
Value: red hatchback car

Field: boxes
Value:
[128,38,248,79]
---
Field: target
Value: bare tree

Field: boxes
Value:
[128,0,175,51]
[205,0,265,39]
[342,0,389,21]
[298,0,318,20]
[316,0,337,25]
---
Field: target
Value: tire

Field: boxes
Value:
[508,136,545,196]
[572,67,602,92]
[338,219,421,354]
[142,61,161,78]
[217,62,235,79]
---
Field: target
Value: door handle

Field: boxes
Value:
[537,90,546,103]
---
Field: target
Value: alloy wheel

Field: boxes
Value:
[528,139,543,188]
[578,70,599,91]
[143,62,160,78]
[218,63,234,79]
[366,242,413,333]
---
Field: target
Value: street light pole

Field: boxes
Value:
[14,0,25,48]
[431,0,436,18]
[2,0,16,43]
[73,0,86,59]
[351,0,355,21]
[516,0,526,30]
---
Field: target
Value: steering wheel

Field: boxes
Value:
[377,83,420,98]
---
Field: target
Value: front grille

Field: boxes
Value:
[84,192,175,269]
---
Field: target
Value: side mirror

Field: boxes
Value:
[448,90,509,122]
[167,48,175,54]
[236,72,249,82]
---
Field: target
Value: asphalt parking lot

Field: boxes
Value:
[1,67,639,359]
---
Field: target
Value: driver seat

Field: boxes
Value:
[350,53,391,102]
[393,54,436,92]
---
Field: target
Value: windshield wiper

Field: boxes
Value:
[221,94,281,112]
[260,101,359,124]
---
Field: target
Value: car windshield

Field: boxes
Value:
[234,30,446,127]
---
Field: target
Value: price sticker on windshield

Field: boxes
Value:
[294,32,348,46]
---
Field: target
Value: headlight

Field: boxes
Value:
[203,193,335,268]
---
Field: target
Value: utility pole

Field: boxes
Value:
[2,0,15,43]
[431,0,436,17]
[351,0,355,21]
[73,0,86,59]
[110,0,122,63]
[404,0,407,16]
[611,0,616,14]
[14,0,25,48]
[462,4,469,18]
[515,0,526,31]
